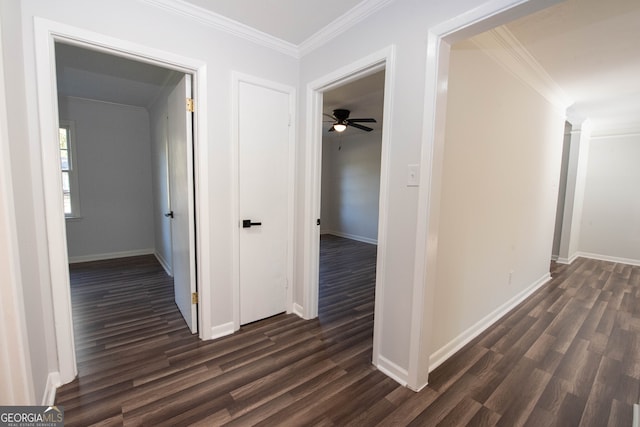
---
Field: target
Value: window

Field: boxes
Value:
[59,121,80,218]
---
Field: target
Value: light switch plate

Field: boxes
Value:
[407,164,419,187]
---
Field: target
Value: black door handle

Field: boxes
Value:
[165,211,174,218]
[242,219,262,228]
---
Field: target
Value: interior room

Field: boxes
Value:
[2,0,640,424]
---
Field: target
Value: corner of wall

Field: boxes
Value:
[42,371,61,405]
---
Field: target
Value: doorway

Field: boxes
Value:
[303,49,394,372]
[55,42,198,332]
[34,19,210,385]
[318,71,385,360]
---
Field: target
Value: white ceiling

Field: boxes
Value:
[505,0,640,131]
[179,0,364,45]
[55,0,640,134]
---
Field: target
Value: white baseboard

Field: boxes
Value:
[375,355,408,388]
[555,253,579,265]
[576,252,640,267]
[550,254,558,261]
[154,251,173,276]
[42,371,61,405]
[428,272,552,372]
[210,322,235,340]
[292,303,304,318]
[68,248,155,264]
[321,230,377,245]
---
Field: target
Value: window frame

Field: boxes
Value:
[59,120,81,219]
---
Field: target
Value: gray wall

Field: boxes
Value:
[59,97,155,261]
[320,131,382,244]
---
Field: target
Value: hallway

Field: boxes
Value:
[55,241,639,425]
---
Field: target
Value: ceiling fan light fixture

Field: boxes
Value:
[333,123,347,132]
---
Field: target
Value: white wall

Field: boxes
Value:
[320,131,381,243]
[59,97,155,261]
[431,40,565,362]
[0,10,35,403]
[578,132,640,264]
[1,0,58,402]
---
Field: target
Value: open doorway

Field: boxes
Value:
[46,34,201,383]
[302,49,393,377]
[55,42,198,333]
[317,70,385,358]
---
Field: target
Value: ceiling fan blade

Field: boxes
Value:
[323,113,337,120]
[328,126,335,132]
[348,118,377,123]
[349,122,374,132]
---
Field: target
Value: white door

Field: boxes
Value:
[168,74,197,333]
[238,80,291,325]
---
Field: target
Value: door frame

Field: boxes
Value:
[230,72,296,331]
[302,46,396,369]
[406,0,564,390]
[33,18,211,385]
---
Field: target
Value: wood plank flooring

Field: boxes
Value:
[56,236,640,426]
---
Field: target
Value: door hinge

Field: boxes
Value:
[186,98,195,112]
[191,292,198,304]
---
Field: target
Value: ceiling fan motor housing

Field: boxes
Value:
[333,109,350,123]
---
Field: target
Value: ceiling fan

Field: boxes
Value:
[325,109,376,132]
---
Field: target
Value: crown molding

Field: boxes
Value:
[470,26,572,112]
[140,0,396,59]
[299,0,396,57]
[138,0,299,58]
[590,122,640,138]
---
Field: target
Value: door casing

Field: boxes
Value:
[33,18,210,385]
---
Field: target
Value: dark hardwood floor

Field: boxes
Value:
[56,236,640,426]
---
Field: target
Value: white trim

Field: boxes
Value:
[298,0,395,57]
[576,252,640,267]
[428,273,551,373]
[469,26,572,112]
[139,0,395,59]
[154,251,172,276]
[230,72,297,331]
[41,372,60,406]
[376,355,409,388]
[409,0,564,392]
[590,125,640,139]
[555,254,578,265]
[138,0,298,58]
[33,17,212,384]
[0,17,35,402]
[210,322,235,340]
[321,230,377,246]
[292,303,304,318]
[302,46,395,371]
[68,248,155,264]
